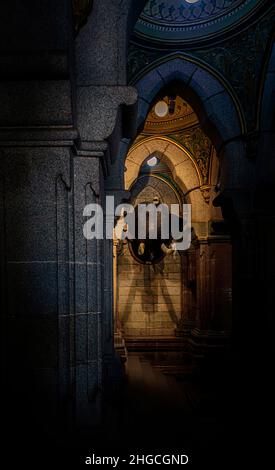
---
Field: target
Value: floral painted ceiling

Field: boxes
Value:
[143,95,198,134]
[134,0,265,44]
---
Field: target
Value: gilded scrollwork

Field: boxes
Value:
[193,11,273,131]
[168,127,213,184]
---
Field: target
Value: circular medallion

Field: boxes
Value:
[154,100,169,117]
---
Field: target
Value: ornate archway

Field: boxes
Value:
[125,136,209,225]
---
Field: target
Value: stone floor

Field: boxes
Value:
[98,352,238,466]
[2,351,271,469]
[97,351,271,468]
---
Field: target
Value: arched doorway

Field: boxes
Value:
[114,88,232,365]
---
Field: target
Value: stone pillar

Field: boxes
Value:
[74,0,139,406]
[219,187,275,362]
[195,239,212,331]
[0,141,75,434]
[254,186,275,358]
[72,151,104,427]
[113,237,119,332]
[0,0,140,438]
[175,246,197,337]
[189,234,232,359]
[0,0,77,438]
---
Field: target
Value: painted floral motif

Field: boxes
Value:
[168,127,213,183]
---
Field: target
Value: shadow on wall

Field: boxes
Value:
[118,245,181,337]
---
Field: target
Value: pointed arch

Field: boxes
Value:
[133,55,244,153]
[125,137,210,223]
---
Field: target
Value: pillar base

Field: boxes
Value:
[189,328,231,360]
[114,331,127,363]
[175,319,197,337]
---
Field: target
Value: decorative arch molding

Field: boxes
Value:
[126,136,201,189]
[131,175,182,208]
[132,54,245,151]
[125,137,210,222]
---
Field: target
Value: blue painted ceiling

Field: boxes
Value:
[142,0,240,24]
[134,0,265,44]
